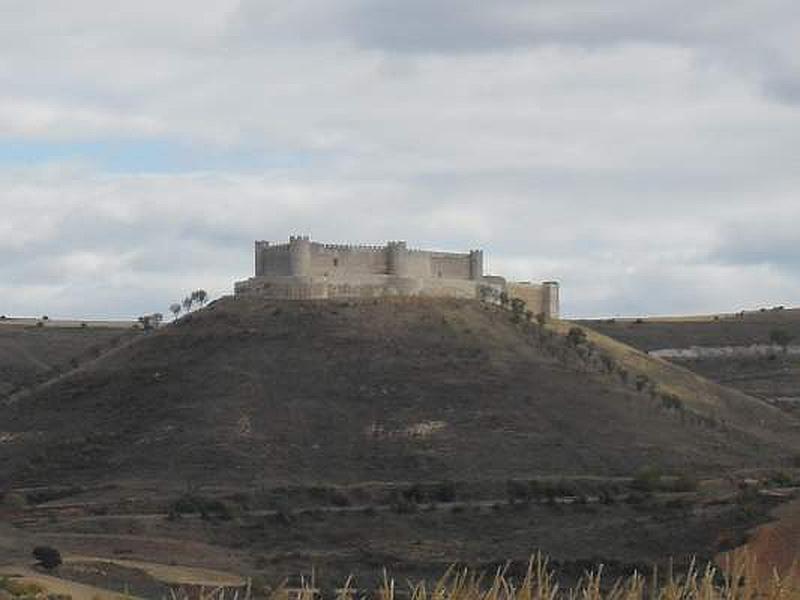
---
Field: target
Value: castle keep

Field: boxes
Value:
[235,236,559,318]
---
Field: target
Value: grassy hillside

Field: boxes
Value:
[582,309,800,413]
[0,324,138,398]
[1,297,797,488]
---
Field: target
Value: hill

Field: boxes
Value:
[1,297,797,489]
[582,310,800,414]
[0,322,138,399]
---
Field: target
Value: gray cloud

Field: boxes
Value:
[1,2,800,318]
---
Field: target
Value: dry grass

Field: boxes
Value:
[162,550,800,600]
[547,318,792,438]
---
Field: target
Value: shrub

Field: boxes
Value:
[391,496,417,514]
[634,374,650,392]
[432,480,457,503]
[671,473,699,492]
[401,484,424,504]
[168,494,233,520]
[600,354,616,373]
[510,298,526,322]
[506,479,531,504]
[566,327,587,347]
[329,489,351,507]
[631,467,663,492]
[769,329,794,350]
[1,492,26,511]
[32,545,62,570]
[770,471,793,487]
[660,393,684,412]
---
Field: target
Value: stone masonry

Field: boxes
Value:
[235,236,559,318]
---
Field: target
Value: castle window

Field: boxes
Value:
[333,258,339,267]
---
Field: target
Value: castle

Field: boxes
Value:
[235,236,559,318]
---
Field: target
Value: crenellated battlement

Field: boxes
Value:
[240,235,558,318]
[319,243,387,252]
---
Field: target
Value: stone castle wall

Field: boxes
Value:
[238,236,558,318]
[253,237,482,282]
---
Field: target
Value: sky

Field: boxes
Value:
[1,1,799,319]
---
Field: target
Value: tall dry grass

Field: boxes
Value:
[166,549,800,600]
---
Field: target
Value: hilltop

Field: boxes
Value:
[1,297,796,489]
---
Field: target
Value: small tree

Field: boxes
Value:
[478,285,496,304]
[170,303,182,320]
[32,546,62,570]
[193,289,208,306]
[499,291,509,308]
[137,313,163,331]
[510,297,526,322]
[770,329,794,352]
[182,296,193,313]
[566,326,587,347]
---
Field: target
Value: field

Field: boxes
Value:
[1,298,799,597]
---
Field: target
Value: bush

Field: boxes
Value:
[631,467,663,492]
[660,393,684,412]
[506,479,531,504]
[168,494,233,520]
[329,489,351,507]
[32,546,62,570]
[672,473,700,492]
[770,471,793,487]
[770,329,794,349]
[1,492,27,511]
[431,480,457,503]
[566,327,587,347]
[634,374,651,392]
[510,298,527,322]
[391,496,417,514]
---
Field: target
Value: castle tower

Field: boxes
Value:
[288,235,312,277]
[469,250,483,280]
[254,240,270,276]
[386,241,409,277]
[542,281,560,319]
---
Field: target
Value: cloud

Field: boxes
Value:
[1,1,799,318]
